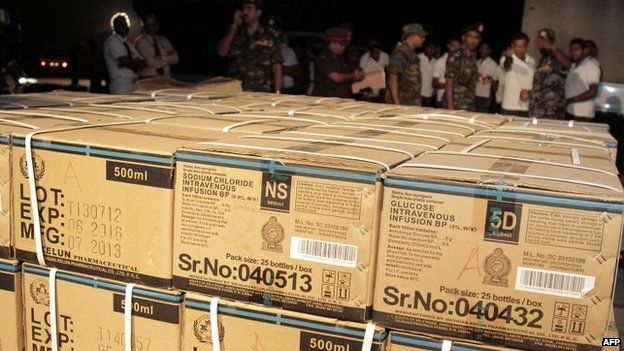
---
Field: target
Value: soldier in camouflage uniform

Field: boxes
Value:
[386,23,428,106]
[530,29,568,119]
[217,0,283,92]
[443,23,482,111]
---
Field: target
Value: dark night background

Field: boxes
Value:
[14,0,525,80]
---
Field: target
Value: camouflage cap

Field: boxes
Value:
[240,0,263,9]
[325,27,350,44]
[403,23,428,37]
[462,22,484,35]
[538,28,556,41]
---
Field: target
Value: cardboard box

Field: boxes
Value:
[0,259,23,351]
[509,117,611,133]
[471,129,618,168]
[12,121,237,286]
[330,120,479,141]
[439,137,617,173]
[1,114,132,259]
[23,263,183,351]
[373,151,623,351]
[394,109,511,127]
[389,309,619,351]
[183,292,388,351]
[497,121,618,162]
[173,131,443,321]
[10,90,153,105]
[135,76,243,95]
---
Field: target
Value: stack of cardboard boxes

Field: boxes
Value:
[0,89,620,351]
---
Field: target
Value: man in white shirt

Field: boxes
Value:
[475,42,497,112]
[103,13,145,94]
[565,38,601,120]
[359,40,389,99]
[584,40,602,82]
[134,14,179,78]
[432,37,460,107]
[500,32,536,117]
[418,42,436,107]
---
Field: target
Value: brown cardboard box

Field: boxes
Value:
[509,117,610,133]
[439,137,617,173]
[11,121,238,286]
[329,120,481,141]
[10,90,153,105]
[373,151,624,351]
[497,121,618,162]
[388,308,620,351]
[0,259,23,351]
[173,131,444,321]
[135,76,243,96]
[23,263,183,351]
[1,114,135,259]
[183,292,388,351]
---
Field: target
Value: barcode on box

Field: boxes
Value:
[515,267,595,298]
[290,237,357,268]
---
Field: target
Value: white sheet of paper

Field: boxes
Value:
[352,69,386,94]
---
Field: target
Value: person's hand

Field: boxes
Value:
[504,46,514,58]
[233,10,243,27]
[353,70,365,81]
[520,89,530,101]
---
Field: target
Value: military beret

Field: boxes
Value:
[325,27,350,44]
[539,28,556,41]
[240,0,263,9]
[403,23,428,37]
[462,22,484,35]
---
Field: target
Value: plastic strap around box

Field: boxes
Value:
[385,117,479,133]
[91,103,177,115]
[243,134,417,158]
[0,110,89,123]
[426,150,616,177]
[398,162,621,193]
[115,101,222,115]
[287,109,351,121]
[287,106,315,116]
[124,283,135,351]
[571,148,581,165]
[39,107,135,120]
[0,118,39,129]
[204,103,243,113]
[467,133,608,151]
[322,123,456,141]
[441,339,453,351]
[25,120,148,266]
[461,139,490,153]
[49,268,59,351]
[220,113,330,126]
[568,120,575,128]
[197,141,391,171]
[149,88,179,99]
[210,297,221,351]
[390,113,493,129]
[284,131,440,150]
[361,322,376,351]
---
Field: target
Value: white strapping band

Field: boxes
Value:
[283,131,439,150]
[386,117,479,133]
[91,103,177,115]
[124,283,135,351]
[571,148,581,165]
[26,120,147,266]
[0,118,39,129]
[286,109,351,121]
[218,113,330,126]
[461,139,490,153]
[467,134,608,151]
[210,297,221,351]
[326,123,456,140]
[39,107,134,120]
[425,151,615,176]
[243,134,416,157]
[532,117,538,125]
[197,141,391,171]
[49,268,59,351]
[399,162,621,192]
[361,322,376,351]
[149,88,180,99]
[0,110,88,122]
[473,129,607,146]
[568,120,575,128]
[115,101,221,115]
[441,339,453,351]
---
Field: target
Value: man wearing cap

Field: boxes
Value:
[444,22,482,111]
[387,23,428,106]
[311,27,365,98]
[217,0,283,93]
[530,29,571,119]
